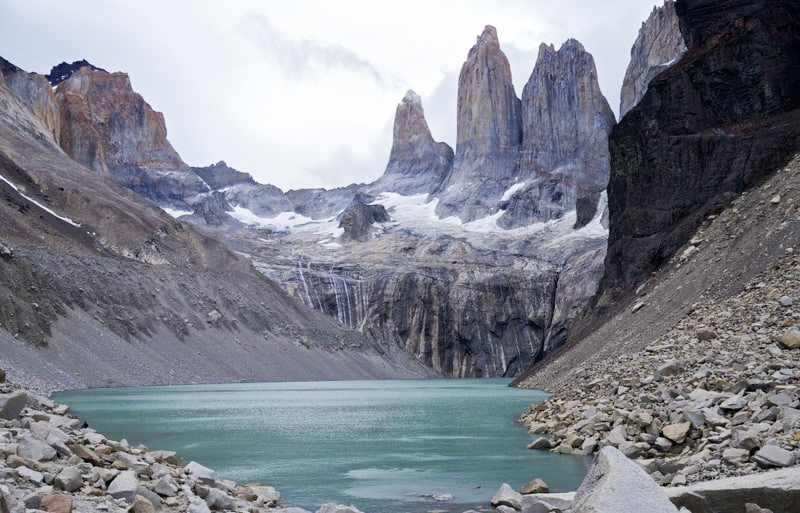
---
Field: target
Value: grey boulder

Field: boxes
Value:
[568,446,678,513]
[54,466,83,492]
[16,435,57,461]
[0,391,27,420]
[667,466,800,513]
[184,461,217,485]
[752,445,798,468]
[107,470,139,502]
[316,504,365,513]
[491,483,523,510]
[204,488,234,511]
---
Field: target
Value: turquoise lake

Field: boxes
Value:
[55,379,587,512]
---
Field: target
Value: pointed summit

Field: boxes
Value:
[498,38,615,229]
[619,0,686,117]
[456,25,521,159]
[433,25,522,222]
[367,90,453,196]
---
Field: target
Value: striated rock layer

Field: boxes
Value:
[619,1,686,118]
[600,0,800,302]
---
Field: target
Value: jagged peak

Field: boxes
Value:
[477,25,499,46]
[537,39,589,62]
[401,89,422,106]
[46,60,107,86]
[561,38,586,53]
[0,56,22,76]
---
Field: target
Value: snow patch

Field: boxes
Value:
[500,181,526,202]
[369,192,564,237]
[227,205,342,238]
[0,174,81,227]
[163,208,193,218]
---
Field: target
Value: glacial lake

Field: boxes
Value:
[55,379,587,513]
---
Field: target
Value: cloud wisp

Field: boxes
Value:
[243,13,394,88]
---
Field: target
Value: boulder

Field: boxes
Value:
[17,466,44,484]
[568,446,678,513]
[40,494,72,513]
[107,470,139,502]
[657,360,685,377]
[722,448,750,465]
[68,444,102,466]
[520,478,549,494]
[528,437,553,450]
[54,466,83,492]
[491,483,523,510]
[667,466,800,512]
[150,450,180,465]
[185,461,216,485]
[239,484,280,506]
[187,497,212,513]
[17,435,57,461]
[316,504,365,513]
[521,492,575,512]
[153,475,178,497]
[204,488,233,511]
[0,390,27,420]
[752,445,798,468]
[774,328,800,350]
[662,422,691,443]
[0,489,8,513]
[131,496,155,513]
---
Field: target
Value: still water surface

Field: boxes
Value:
[55,379,587,512]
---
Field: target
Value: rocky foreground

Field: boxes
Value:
[0,381,364,513]
[516,242,800,509]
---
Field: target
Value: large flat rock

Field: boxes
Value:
[666,467,800,513]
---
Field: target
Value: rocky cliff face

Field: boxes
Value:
[600,0,800,301]
[1,68,61,145]
[0,63,430,388]
[434,26,522,222]
[253,224,607,377]
[366,90,453,196]
[619,1,686,118]
[192,161,255,190]
[5,24,618,379]
[54,63,209,206]
[499,40,616,229]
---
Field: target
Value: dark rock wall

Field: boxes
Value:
[601,0,800,299]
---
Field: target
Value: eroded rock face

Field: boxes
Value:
[619,1,686,118]
[192,161,254,190]
[337,201,390,242]
[55,64,208,204]
[367,90,453,196]
[434,25,522,222]
[2,69,61,145]
[601,0,800,298]
[190,192,234,226]
[500,39,615,229]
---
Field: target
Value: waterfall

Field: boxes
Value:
[296,261,314,309]
[340,276,354,329]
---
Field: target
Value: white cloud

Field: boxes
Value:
[0,0,662,190]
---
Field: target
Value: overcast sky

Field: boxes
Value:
[2,1,661,191]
